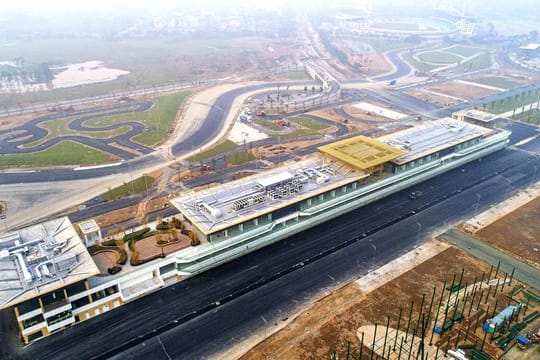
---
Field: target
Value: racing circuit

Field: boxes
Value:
[0,101,155,160]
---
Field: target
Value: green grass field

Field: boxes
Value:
[445,45,485,58]
[488,90,540,114]
[188,139,238,162]
[290,117,329,131]
[226,151,255,165]
[21,118,131,148]
[470,77,520,89]
[402,53,440,72]
[455,53,491,73]
[0,37,240,108]
[253,118,282,131]
[85,91,190,146]
[367,39,410,53]
[278,116,330,139]
[0,141,113,167]
[417,51,463,65]
[276,71,309,81]
[515,108,540,124]
[103,175,154,201]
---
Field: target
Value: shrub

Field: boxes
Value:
[108,266,122,275]
[123,227,150,242]
[170,217,183,229]
[117,249,128,265]
[156,221,170,231]
[102,239,121,247]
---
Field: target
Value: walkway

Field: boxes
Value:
[439,229,540,290]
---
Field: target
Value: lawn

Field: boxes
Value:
[276,71,309,81]
[0,141,113,167]
[366,39,410,53]
[0,36,240,108]
[22,117,131,148]
[445,45,485,58]
[402,52,440,72]
[278,116,330,139]
[488,90,540,114]
[253,118,282,131]
[188,139,238,162]
[226,151,255,165]
[290,116,330,131]
[417,51,462,65]
[454,53,491,73]
[470,76,520,89]
[514,107,540,124]
[85,90,191,146]
[103,175,154,201]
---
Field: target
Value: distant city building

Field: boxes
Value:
[456,17,478,36]
[519,43,540,59]
[452,109,505,129]
[335,14,371,33]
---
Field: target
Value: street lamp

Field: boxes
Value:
[415,221,422,248]
[370,241,377,272]
[474,193,481,216]
[143,173,149,197]
[502,176,511,200]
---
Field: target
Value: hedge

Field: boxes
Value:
[123,227,150,242]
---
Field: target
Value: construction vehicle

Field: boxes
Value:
[517,328,540,349]
[274,119,289,127]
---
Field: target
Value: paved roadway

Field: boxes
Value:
[372,49,413,82]
[2,129,539,359]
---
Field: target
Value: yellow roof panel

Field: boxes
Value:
[318,135,406,170]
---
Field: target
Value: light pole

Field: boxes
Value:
[143,173,149,198]
[415,221,422,248]
[474,193,481,216]
[502,176,511,200]
[370,241,377,272]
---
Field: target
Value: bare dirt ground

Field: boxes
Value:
[426,81,498,101]
[253,139,326,159]
[239,243,536,360]
[404,89,462,107]
[133,232,191,260]
[92,251,117,275]
[94,196,171,234]
[476,196,540,270]
[307,108,370,133]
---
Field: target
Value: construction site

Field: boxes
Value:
[238,185,540,360]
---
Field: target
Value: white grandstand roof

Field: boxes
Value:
[378,118,493,165]
[0,217,99,309]
[171,156,366,235]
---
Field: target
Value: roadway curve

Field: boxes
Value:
[372,49,413,82]
[0,101,154,159]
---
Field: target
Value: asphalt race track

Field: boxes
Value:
[0,101,154,159]
[3,130,539,360]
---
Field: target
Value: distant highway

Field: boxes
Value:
[372,49,413,82]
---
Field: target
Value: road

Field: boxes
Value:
[2,131,539,360]
[372,49,413,82]
[440,229,540,290]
